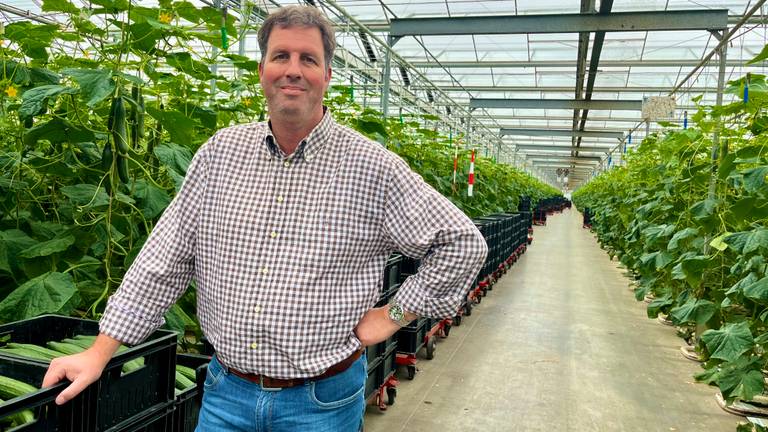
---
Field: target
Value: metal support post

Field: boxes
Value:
[381,36,395,118]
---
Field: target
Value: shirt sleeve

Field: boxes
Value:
[99,139,212,345]
[383,154,488,319]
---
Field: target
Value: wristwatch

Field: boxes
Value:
[388,300,414,327]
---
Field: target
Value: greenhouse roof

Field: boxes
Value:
[1,0,767,186]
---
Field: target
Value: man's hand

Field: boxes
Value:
[42,333,121,405]
[354,306,418,347]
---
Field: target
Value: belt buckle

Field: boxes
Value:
[259,375,283,392]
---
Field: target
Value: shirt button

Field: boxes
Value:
[277,196,284,203]
[254,305,261,313]
[261,267,268,275]
[305,155,312,162]
[283,160,290,167]
[270,231,278,238]
[250,342,258,349]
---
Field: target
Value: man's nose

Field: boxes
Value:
[285,55,302,78]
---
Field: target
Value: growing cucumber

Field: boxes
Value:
[110,96,129,156]
[101,141,113,172]
[116,154,129,184]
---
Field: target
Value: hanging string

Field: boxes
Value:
[744,72,750,104]
[683,111,688,129]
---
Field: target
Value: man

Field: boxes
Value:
[43,5,487,431]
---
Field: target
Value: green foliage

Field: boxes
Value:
[572,71,768,411]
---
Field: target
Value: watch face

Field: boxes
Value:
[389,304,404,322]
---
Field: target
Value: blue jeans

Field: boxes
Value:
[195,353,366,432]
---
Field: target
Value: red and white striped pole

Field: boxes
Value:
[468,149,475,197]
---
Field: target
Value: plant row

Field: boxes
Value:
[572,67,768,421]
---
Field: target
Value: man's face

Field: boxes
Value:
[259,25,331,122]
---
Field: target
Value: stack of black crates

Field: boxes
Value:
[0,314,211,432]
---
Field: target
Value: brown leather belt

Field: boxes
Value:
[228,348,364,390]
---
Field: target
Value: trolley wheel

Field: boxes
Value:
[465,301,473,316]
[442,323,451,337]
[425,337,436,360]
[454,315,462,326]
[477,292,483,302]
[386,387,397,405]
[406,365,416,380]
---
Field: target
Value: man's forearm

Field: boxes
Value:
[88,333,123,366]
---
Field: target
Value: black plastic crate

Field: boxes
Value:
[0,315,177,432]
[173,354,210,432]
[382,254,403,292]
[380,342,397,381]
[0,356,84,431]
[396,317,429,355]
[364,356,382,402]
[109,403,174,432]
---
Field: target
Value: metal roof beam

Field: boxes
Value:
[517,145,610,153]
[527,154,602,162]
[471,98,642,110]
[501,128,623,139]
[407,60,748,68]
[419,85,718,93]
[389,10,728,38]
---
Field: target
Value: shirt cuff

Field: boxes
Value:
[99,299,165,346]
[393,277,465,319]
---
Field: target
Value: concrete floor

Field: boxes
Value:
[363,209,740,432]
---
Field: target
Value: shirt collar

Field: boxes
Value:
[263,107,334,164]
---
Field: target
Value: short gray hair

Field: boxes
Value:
[258,6,336,70]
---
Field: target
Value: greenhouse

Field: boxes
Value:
[1,0,768,431]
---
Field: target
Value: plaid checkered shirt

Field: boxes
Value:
[100,110,488,379]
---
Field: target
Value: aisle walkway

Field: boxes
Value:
[363,209,738,432]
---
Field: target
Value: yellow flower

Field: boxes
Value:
[242,97,252,107]
[5,86,18,98]
[158,12,173,24]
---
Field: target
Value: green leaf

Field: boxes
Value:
[164,303,195,340]
[709,232,731,252]
[714,357,765,402]
[134,180,171,219]
[90,0,129,12]
[0,272,77,323]
[60,184,110,208]
[726,273,759,296]
[701,321,754,363]
[19,85,79,119]
[669,298,717,325]
[668,227,699,250]
[748,44,768,65]
[128,22,163,54]
[61,68,115,107]
[42,0,79,13]
[725,229,768,254]
[646,295,673,319]
[671,256,709,288]
[23,118,97,147]
[729,197,768,224]
[154,142,192,176]
[146,107,198,147]
[4,22,58,60]
[690,198,718,220]
[743,166,768,193]
[18,235,75,259]
[165,52,215,81]
[743,276,768,303]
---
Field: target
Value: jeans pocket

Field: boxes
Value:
[203,355,227,392]
[308,356,366,409]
